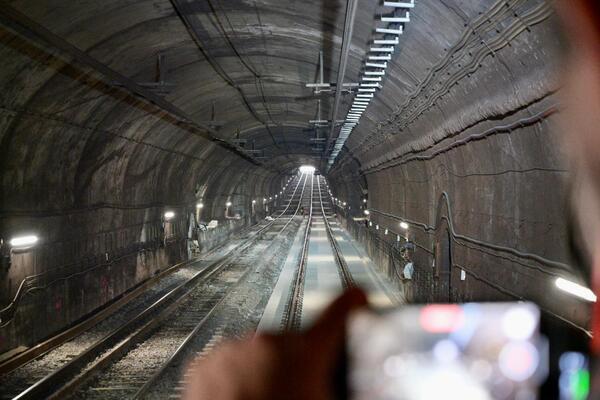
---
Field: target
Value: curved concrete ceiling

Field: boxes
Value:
[0,0,589,338]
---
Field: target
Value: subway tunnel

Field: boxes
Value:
[0,0,594,398]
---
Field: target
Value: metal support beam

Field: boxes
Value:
[0,2,262,166]
[324,0,358,161]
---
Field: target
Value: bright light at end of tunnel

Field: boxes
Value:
[555,277,597,302]
[164,211,175,220]
[9,235,39,248]
[400,221,409,230]
[299,165,315,174]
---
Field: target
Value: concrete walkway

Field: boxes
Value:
[257,214,399,333]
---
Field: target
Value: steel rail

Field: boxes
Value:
[277,174,310,234]
[8,179,308,399]
[317,176,355,289]
[269,173,306,221]
[131,282,232,399]
[282,174,315,332]
[131,177,311,398]
[0,219,265,371]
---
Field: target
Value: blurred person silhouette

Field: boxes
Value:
[184,1,600,399]
[555,0,600,395]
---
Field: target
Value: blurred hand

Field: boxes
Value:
[183,288,368,400]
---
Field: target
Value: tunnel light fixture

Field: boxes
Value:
[374,38,399,45]
[364,70,385,76]
[252,200,256,204]
[9,235,39,248]
[226,201,232,207]
[369,54,392,61]
[364,210,370,215]
[196,202,204,209]
[384,1,415,8]
[358,88,376,92]
[400,221,409,230]
[362,76,382,81]
[555,278,597,302]
[366,62,387,68]
[360,83,381,89]
[369,221,373,227]
[354,100,371,104]
[363,199,367,203]
[376,27,403,35]
[370,46,394,53]
[164,211,175,220]
[357,93,374,98]
[381,12,410,23]
[263,198,267,202]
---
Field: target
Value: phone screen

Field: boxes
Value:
[347,303,550,400]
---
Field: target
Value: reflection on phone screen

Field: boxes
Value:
[348,303,549,400]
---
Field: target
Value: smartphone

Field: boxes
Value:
[346,302,573,400]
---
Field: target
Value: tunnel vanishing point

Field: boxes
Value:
[0,0,593,391]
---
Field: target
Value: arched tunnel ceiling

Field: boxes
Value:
[1,0,555,174]
[1,0,590,351]
[0,0,409,174]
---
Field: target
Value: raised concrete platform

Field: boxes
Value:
[257,216,399,333]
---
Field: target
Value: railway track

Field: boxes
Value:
[128,173,314,399]
[316,175,355,289]
[281,173,355,332]
[0,173,310,400]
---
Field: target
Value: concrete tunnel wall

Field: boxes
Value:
[328,1,590,331]
[0,0,592,355]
